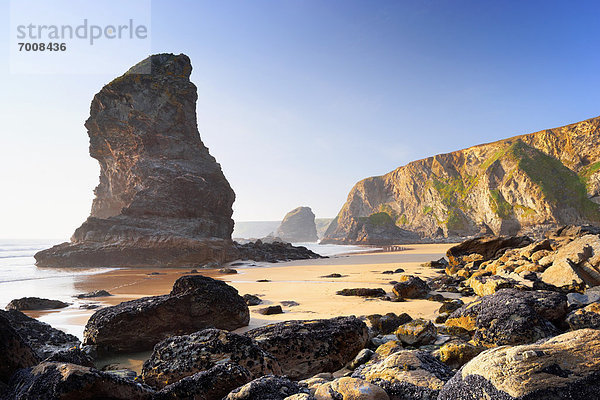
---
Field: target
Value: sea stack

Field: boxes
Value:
[35,54,236,267]
[275,206,318,243]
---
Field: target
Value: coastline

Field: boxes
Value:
[4,242,459,372]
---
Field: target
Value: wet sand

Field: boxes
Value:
[25,243,458,372]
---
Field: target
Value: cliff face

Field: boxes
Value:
[275,207,318,243]
[35,54,236,267]
[323,116,600,244]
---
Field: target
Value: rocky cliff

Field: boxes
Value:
[36,54,235,267]
[275,207,318,243]
[323,116,600,244]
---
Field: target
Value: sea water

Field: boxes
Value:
[0,239,114,308]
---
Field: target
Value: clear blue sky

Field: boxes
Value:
[1,0,600,238]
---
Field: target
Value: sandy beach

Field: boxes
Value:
[16,243,459,372]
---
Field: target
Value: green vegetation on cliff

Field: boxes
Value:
[489,189,513,219]
[508,140,600,220]
[367,212,394,226]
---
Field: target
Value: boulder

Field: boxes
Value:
[567,290,600,308]
[314,377,390,400]
[438,299,464,314]
[244,316,369,380]
[83,275,249,354]
[243,294,263,306]
[76,290,112,299]
[394,319,436,346]
[3,362,154,400]
[435,340,484,369]
[366,313,412,335]
[6,297,69,311]
[445,289,567,347]
[224,376,309,400]
[541,234,600,290]
[391,276,430,299]
[43,348,95,367]
[153,363,252,400]
[447,235,533,267]
[421,258,449,269]
[0,314,38,385]
[374,341,404,359]
[275,207,319,243]
[141,328,281,388]
[566,302,600,330]
[257,305,284,315]
[466,275,519,296]
[352,350,454,400]
[336,288,387,298]
[349,349,375,370]
[438,329,600,400]
[0,309,80,359]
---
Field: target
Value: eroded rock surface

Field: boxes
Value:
[445,289,566,347]
[6,297,69,311]
[439,329,600,400]
[34,54,236,268]
[224,376,309,400]
[352,350,454,400]
[0,314,38,385]
[3,362,154,400]
[141,329,281,388]
[152,363,251,400]
[0,310,80,359]
[244,317,369,380]
[83,275,249,354]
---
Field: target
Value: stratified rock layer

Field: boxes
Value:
[323,116,600,243]
[35,53,236,268]
[275,207,318,242]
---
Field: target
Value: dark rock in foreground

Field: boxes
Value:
[83,275,249,354]
[438,329,600,400]
[446,289,567,347]
[141,329,281,388]
[244,316,368,380]
[3,362,154,400]
[154,363,251,400]
[0,314,38,385]
[6,297,69,311]
[224,375,309,400]
[0,310,80,359]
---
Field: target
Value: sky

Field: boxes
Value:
[1,0,600,239]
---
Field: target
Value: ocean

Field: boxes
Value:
[0,239,115,309]
[0,239,372,309]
